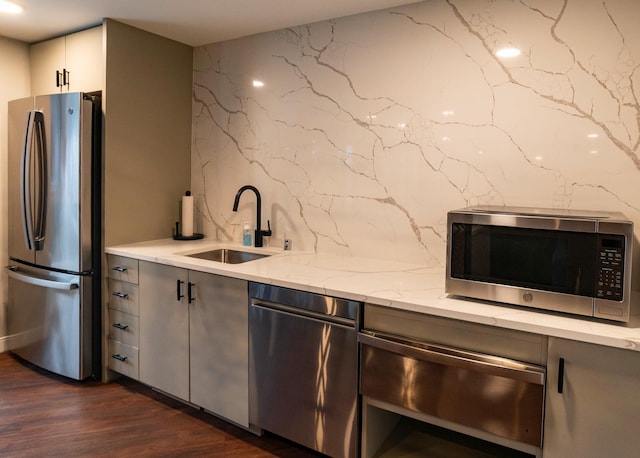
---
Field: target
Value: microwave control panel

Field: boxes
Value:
[595,234,625,301]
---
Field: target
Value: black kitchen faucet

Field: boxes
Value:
[232,185,272,247]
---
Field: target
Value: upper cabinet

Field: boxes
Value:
[30,26,103,95]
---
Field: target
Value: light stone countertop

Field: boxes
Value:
[106,238,640,352]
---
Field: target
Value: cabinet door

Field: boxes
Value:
[139,261,189,400]
[189,271,249,427]
[30,36,65,95]
[30,26,102,95]
[545,337,640,457]
[65,26,103,92]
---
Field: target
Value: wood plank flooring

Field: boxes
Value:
[0,352,319,457]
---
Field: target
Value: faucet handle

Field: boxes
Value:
[265,220,272,236]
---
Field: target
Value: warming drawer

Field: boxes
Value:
[359,330,545,448]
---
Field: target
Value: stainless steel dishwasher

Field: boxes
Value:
[249,283,360,458]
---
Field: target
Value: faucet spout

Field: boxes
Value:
[232,185,272,247]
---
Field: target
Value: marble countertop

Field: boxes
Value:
[106,238,640,352]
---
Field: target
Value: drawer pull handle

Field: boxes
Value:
[111,354,128,362]
[111,266,127,272]
[112,323,129,331]
[112,292,128,299]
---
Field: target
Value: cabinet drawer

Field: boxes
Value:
[108,309,139,348]
[107,255,139,284]
[107,280,139,316]
[108,339,139,380]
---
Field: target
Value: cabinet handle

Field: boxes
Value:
[557,357,565,394]
[111,292,128,299]
[188,282,195,304]
[177,280,184,301]
[111,266,127,272]
[112,323,129,331]
[56,69,70,88]
[111,354,128,362]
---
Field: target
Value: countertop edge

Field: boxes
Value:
[106,239,640,353]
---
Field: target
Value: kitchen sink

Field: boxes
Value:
[187,248,271,264]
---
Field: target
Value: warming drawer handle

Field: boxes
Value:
[111,292,129,299]
[111,354,128,362]
[359,331,545,385]
[7,267,78,291]
[112,323,129,331]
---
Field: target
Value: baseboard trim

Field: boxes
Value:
[0,335,9,353]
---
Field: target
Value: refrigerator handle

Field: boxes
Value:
[20,110,47,252]
[6,266,78,291]
[20,111,35,251]
[33,111,48,251]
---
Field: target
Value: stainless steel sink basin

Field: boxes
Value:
[187,248,270,264]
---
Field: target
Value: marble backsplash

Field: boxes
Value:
[192,0,640,266]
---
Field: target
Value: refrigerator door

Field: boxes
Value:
[7,264,93,380]
[8,96,37,265]
[8,93,93,273]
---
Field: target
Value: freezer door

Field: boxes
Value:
[7,265,93,380]
[8,93,94,273]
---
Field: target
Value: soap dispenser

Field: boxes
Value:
[242,222,252,246]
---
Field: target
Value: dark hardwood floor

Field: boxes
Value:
[0,352,319,457]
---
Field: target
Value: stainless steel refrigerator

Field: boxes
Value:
[6,92,101,380]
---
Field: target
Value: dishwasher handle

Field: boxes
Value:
[251,299,356,328]
[359,331,545,385]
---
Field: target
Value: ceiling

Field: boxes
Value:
[1,0,418,46]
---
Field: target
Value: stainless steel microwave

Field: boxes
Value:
[446,206,635,322]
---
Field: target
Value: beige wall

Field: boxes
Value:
[103,19,192,246]
[0,36,30,346]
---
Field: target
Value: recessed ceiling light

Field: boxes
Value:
[252,80,264,88]
[495,47,521,58]
[0,0,23,14]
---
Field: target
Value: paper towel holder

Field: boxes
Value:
[173,221,203,240]
[173,191,204,240]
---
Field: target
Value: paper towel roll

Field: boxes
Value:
[181,191,194,237]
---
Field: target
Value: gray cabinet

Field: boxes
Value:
[138,261,249,427]
[106,255,140,380]
[544,337,640,457]
[139,261,190,400]
[30,26,102,95]
[189,270,248,427]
